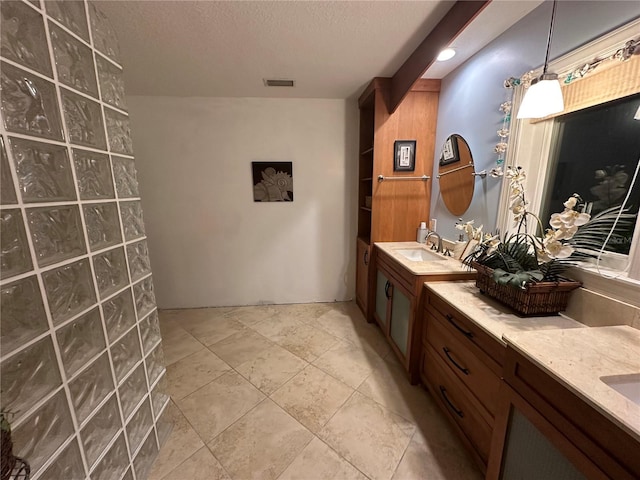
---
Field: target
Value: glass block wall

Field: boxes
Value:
[0,1,169,479]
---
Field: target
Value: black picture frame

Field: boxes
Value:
[252,161,294,202]
[439,134,461,166]
[394,140,416,172]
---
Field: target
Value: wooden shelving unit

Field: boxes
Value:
[355,77,441,318]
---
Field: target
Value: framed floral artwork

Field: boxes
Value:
[252,162,293,202]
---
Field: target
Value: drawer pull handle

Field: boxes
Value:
[439,385,464,418]
[443,347,469,375]
[385,280,391,299]
[446,314,474,339]
[364,250,369,266]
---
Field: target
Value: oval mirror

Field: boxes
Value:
[438,134,475,216]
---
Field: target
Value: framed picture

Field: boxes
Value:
[439,134,460,166]
[394,140,416,171]
[252,161,293,202]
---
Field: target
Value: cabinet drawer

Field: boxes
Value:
[426,294,504,372]
[426,314,500,420]
[423,346,493,466]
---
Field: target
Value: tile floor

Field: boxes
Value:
[149,301,483,480]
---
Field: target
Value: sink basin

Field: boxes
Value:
[601,373,640,406]
[395,248,446,262]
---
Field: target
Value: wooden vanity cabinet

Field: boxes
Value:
[373,266,414,361]
[372,251,420,376]
[486,346,640,480]
[371,248,475,383]
[420,289,505,473]
[355,78,440,320]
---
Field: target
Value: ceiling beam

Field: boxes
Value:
[388,1,491,113]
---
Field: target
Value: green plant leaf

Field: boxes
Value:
[570,207,636,254]
[492,268,543,289]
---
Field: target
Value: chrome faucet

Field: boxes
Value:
[425,231,443,253]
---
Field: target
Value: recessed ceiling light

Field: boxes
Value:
[437,48,456,62]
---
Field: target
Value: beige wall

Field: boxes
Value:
[128,96,359,308]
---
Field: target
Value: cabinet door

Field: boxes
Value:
[487,384,608,480]
[389,282,412,358]
[356,239,370,317]
[374,269,390,331]
[500,408,588,480]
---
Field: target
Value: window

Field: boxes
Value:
[498,19,640,302]
[541,93,640,255]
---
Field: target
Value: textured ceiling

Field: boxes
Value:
[95,1,540,99]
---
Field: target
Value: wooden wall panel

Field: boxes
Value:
[371,84,440,242]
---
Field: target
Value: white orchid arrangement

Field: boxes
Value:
[541,195,591,261]
[455,219,483,241]
[464,166,636,289]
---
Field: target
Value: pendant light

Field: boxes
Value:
[517,0,564,119]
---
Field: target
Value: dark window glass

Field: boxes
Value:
[541,93,640,254]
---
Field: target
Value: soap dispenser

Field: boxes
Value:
[417,222,428,243]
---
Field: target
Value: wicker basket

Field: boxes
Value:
[471,261,582,316]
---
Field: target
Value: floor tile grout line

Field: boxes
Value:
[169,363,236,403]
[231,350,310,397]
[318,388,413,480]
[271,429,317,480]
[201,395,269,448]
[168,368,231,403]
[245,323,341,365]
[310,353,373,392]
[169,356,374,480]
[388,426,420,480]
[203,445,235,480]
[266,362,317,400]
[161,316,301,401]
[351,359,430,426]
[156,303,430,480]
[145,404,202,480]
[164,307,392,404]
[177,385,314,479]
[161,306,369,365]
[314,388,358,437]
[308,434,374,480]
[169,361,270,441]
[305,388,378,480]
[167,318,336,400]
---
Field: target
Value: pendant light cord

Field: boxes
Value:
[543,0,558,75]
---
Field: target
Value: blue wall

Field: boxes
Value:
[431,1,640,240]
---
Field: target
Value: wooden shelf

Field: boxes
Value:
[360,147,374,155]
[361,177,373,182]
[357,234,371,244]
[360,206,372,212]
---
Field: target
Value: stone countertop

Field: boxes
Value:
[374,242,472,276]
[504,326,640,443]
[424,281,587,345]
[424,281,640,444]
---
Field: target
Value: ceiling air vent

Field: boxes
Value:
[263,79,295,87]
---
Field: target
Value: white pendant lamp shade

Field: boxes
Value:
[516,74,565,119]
[516,0,564,119]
